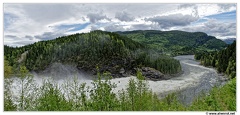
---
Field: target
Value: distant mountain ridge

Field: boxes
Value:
[222,38,236,44]
[117,30,227,55]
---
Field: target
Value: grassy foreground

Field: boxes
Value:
[4,71,236,111]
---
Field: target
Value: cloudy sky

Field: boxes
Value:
[4,3,236,47]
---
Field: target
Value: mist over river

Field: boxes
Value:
[10,55,227,105]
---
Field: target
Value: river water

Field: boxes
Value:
[111,55,227,105]
[173,55,227,105]
[9,55,227,106]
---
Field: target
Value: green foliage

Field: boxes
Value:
[4,71,236,111]
[4,30,235,111]
[88,72,118,111]
[135,51,181,74]
[62,77,89,110]
[4,65,38,111]
[19,65,29,78]
[17,67,38,111]
[159,93,185,111]
[4,56,13,78]
[117,71,159,111]
[118,30,227,55]
[36,80,72,111]
[4,78,17,111]
[4,31,142,71]
[188,78,236,111]
[195,41,236,78]
[4,30,234,111]
[4,30,182,76]
[191,41,236,111]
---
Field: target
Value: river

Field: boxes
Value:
[10,55,227,106]
[109,55,227,105]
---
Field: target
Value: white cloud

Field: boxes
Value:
[181,19,236,39]
[177,4,236,18]
[87,13,110,23]
[146,14,198,29]
[104,24,126,32]
[115,11,134,22]
[3,3,236,46]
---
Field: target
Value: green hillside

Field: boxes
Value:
[195,41,236,79]
[4,30,181,78]
[117,30,227,56]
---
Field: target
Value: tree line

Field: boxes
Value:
[4,30,181,77]
[4,70,236,111]
[195,41,236,79]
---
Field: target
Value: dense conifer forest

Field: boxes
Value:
[195,41,236,79]
[4,30,182,78]
[4,30,236,111]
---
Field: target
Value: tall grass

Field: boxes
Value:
[4,71,236,111]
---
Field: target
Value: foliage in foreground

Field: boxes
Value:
[4,70,236,111]
[188,78,236,111]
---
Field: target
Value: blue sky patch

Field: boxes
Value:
[191,18,208,25]
[56,23,91,32]
[205,10,236,22]
[3,4,236,46]
[4,13,18,29]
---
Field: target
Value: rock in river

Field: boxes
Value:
[139,67,165,81]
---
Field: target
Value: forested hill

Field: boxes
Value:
[4,30,181,79]
[195,41,236,79]
[117,30,227,56]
